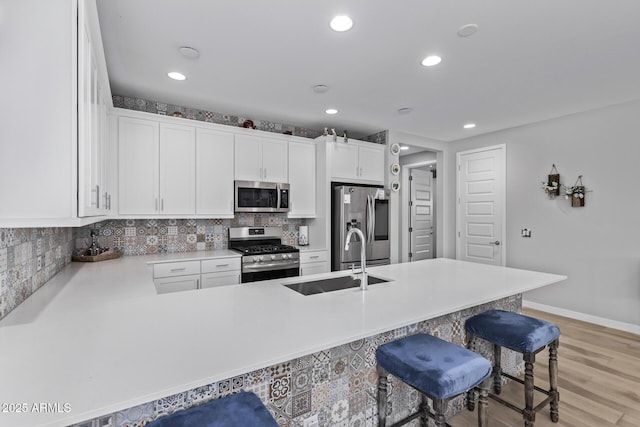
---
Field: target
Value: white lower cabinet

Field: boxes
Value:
[152,257,241,294]
[201,271,241,289]
[299,250,329,276]
[154,275,200,294]
[201,258,241,288]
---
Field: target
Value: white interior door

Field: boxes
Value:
[457,145,505,266]
[410,168,434,261]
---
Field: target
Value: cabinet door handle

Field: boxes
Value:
[264,168,267,179]
[155,198,158,211]
[309,256,319,259]
[161,198,164,211]
[170,267,186,272]
[259,167,263,179]
[216,264,229,268]
[196,278,200,289]
[96,185,100,208]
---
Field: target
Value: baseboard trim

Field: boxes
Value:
[523,300,640,336]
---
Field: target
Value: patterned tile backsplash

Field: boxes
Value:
[75,214,306,255]
[0,227,73,321]
[71,295,522,427]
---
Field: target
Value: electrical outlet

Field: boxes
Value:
[521,228,532,238]
[303,414,319,427]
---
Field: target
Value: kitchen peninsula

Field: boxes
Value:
[0,257,565,427]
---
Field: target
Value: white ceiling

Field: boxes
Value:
[96,0,640,142]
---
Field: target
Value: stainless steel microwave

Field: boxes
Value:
[234,181,290,213]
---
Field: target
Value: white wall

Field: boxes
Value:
[446,100,640,329]
[399,150,437,166]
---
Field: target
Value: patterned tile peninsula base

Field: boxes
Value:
[70,295,522,427]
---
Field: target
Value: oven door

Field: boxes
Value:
[241,260,300,283]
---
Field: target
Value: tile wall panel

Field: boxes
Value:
[74,215,306,255]
[112,95,388,144]
[113,95,325,139]
[71,295,522,427]
[0,227,73,321]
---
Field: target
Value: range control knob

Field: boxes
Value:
[271,255,276,260]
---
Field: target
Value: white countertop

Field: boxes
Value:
[0,255,565,427]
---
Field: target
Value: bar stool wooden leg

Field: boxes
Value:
[523,353,536,427]
[477,377,490,427]
[549,339,560,422]
[466,333,477,411]
[493,343,502,395]
[377,365,389,427]
[419,394,429,427]
[433,398,447,427]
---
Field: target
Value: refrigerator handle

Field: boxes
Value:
[370,195,376,243]
[366,195,373,244]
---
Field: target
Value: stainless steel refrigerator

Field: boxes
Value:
[332,184,391,271]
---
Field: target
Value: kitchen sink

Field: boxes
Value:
[284,275,390,296]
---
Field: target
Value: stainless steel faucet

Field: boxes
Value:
[344,227,368,290]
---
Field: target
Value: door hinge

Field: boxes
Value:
[458,231,460,238]
[409,252,413,259]
[409,227,413,232]
[409,175,413,181]
[409,201,413,207]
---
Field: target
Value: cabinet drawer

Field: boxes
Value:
[201,271,241,289]
[153,261,201,278]
[154,274,200,294]
[201,257,241,274]
[300,251,328,264]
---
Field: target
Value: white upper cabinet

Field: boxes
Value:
[118,117,160,215]
[234,134,288,182]
[357,144,386,183]
[0,0,113,226]
[329,143,359,181]
[288,141,316,217]
[328,139,385,184]
[261,137,288,182]
[119,118,197,216]
[196,128,235,217]
[159,123,196,214]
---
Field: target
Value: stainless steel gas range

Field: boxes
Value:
[228,226,300,283]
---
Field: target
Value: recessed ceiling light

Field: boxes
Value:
[167,72,186,81]
[178,46,200,59]
[397,107,413,115]
[421,55,442,67]
[313,84,330,94]
[457,24,479,37]
[463,123,476,129]
[400,145,409,150]
[330,15,353,32]
[325,108,338,115]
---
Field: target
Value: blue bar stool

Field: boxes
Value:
[376,333,492,427]
[145,391,278,427]
[465,310,561,427]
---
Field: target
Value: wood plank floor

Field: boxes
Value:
[454,308,640,427]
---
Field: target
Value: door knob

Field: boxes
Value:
[489,240,501,246]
